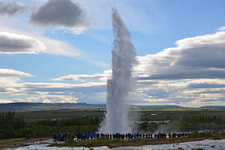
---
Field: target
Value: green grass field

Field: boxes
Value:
[14,107,225,123]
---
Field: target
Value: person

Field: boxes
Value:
[61,133,64,141]
[90,133,93,139]
[86,133,89,139]
[113,134,115,139]
[53,133,57,142]
[123,134,125,139]
[77,133,80,141]
[62,132,65,141]
[168,132,171,138]
[82,133,85,140]
[116,133,119,139]
[163,133,166,138]
[97,133,99,139]
[133,133,137,138]
[181,132,184,137]
[93,132,96,139]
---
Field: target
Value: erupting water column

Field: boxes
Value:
[99,8,137,134]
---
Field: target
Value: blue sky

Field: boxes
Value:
[1,0,225,107]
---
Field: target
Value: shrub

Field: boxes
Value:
[188,131,212,138]
[68,133,75,143]
[0,133,5,140]
[0,129,16,139]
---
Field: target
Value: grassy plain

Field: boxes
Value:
[2,105,225,148]
[15,110,105,124]
[14,107,225,124]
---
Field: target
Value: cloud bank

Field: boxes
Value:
[136,31,225,80]
[54,30,225,81]
[1,68,225,106]
[0,68,33,93]
[46,29,225,106]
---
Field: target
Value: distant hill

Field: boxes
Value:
[0,102,185,112]
[201,106,225,109]
[0,102,106,112]
[137,105,182,108]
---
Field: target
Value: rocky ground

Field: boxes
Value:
[1,138,225,150]
[0,138,52,150]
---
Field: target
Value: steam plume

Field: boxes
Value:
[99,8,137,133]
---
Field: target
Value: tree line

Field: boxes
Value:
[0,111,25,130]
[0,112,100,140]
[181,115,223,124]
[0,111,26,139]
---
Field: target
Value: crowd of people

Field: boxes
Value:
[74,132,188,141]
[52,132,189,141]
[53,132,71,141]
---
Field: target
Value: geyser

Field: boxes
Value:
[99,8,137,134]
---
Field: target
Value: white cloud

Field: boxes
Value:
[22,82,107,104]
[54,30,225,81]
[0,98,25,103]
[0,32,46,54]
[134,79,225,107]
[218,26,225,31]
[22,81,106,89]
[52,70,111,82]
[2,71,225,106]
[0,24,108,68]
[45,28,225,106]
[136,30,225,80]
[0,29,82,58]
[0,68,33,77]
[0,68,33,93]
[0,98,14,103]
[27,95,78,103]
[37,36,82,59]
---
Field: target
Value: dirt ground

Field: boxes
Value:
[0,138,52,150]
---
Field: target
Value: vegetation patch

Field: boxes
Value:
[188,131,213,138]
[0,138,25,145]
